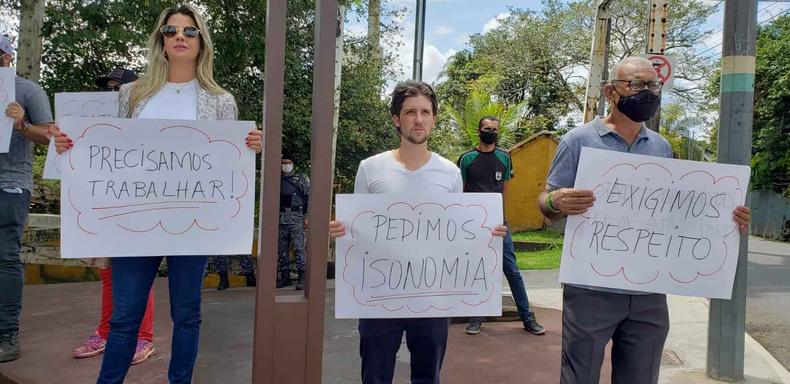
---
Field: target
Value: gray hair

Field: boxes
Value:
[609,56,654,82]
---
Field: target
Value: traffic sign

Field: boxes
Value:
[641,54,675,92]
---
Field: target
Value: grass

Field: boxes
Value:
[516,247,562,270]
[511,228,564,244]
[512,229,564,270]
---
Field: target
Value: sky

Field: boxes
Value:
[344,0,790,86]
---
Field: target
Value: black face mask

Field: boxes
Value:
[479,130,498,145]
[615,89,660,122]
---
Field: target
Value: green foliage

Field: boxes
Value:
[752,15,790,196]
[444,90,526,149]
[658,103,705,160]
[435,0,719,151]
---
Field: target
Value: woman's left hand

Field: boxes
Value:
[245,130,263,154]
[492,225,507,237]
[733,205,751,234]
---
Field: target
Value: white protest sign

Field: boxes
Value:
[335,193,503,319]
[59,117,256,258]
[559,147,751,299]
[44,92,119,179]
[0,67,15,153]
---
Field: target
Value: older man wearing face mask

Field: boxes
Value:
[276,155,310,290]
[538,56,752,384]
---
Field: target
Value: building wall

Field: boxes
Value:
[505,136,558,231]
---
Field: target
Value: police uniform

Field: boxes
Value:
[277,172,310,288]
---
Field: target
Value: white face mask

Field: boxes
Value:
[282,164,294,173]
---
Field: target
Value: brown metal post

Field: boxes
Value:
[253,0,287,382]
[305,0,338,381]
[644,0,668,132]
[253,0,338,382]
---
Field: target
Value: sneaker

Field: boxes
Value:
[0,332,20,363]
[523,318,546,335]
[72,334,107,358]
[131,340,156,365]
[465,318,483,335]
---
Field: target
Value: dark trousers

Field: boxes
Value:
[97,256,208,384]
[560,285,669,384]
[0,190,30,335]
[471,229,533,324]
[359,318,449,384]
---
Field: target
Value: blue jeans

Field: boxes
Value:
[97,256,208,384]
[0,190,30,335]
[470,229,533,324]
[359,318,449,384]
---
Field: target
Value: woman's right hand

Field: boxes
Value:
[329,220,346,239]
[51,125,73,154]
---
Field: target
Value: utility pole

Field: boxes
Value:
[16,0,45,82]
[583,0,613,123]
[707,0,757,380]
[644,0,668,132]
[412,0,426,81]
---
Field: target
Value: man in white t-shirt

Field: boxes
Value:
[330,81,505,383]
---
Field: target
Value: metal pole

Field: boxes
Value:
[412,0,426,80]
[596,20,612,116]
[707,0,757,380]
[304,0,338,381]
[583,0,613,123]
[253,0,287,382]
[644,0,668,132]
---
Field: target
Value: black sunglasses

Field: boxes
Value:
[160,25,200,39]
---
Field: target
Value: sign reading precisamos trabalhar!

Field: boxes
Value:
[59,117,256,258]
[335,193,503,319]
[560,147,751,299]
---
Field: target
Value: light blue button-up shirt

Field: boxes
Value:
[547,116,674,295]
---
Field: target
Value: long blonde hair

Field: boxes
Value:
[128,4,226,116]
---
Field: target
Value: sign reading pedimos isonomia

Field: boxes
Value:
[335,193,504,318]
[59,117,256,258]
[560,147,751,299]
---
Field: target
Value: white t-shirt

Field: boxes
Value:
[354,150,463,194]
[137,79,198,120]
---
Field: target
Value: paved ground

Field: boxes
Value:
[747,237,790,372]
[1,237,788,383]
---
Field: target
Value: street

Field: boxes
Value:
[747,236,790,371]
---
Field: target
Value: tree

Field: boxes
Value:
[436,0,720,140]
[3,0,400,209]
[751,15,790,196]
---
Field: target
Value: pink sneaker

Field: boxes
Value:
[131,340,156,365]
[72,335,107,358]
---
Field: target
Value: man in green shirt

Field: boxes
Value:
[457,116,545,336]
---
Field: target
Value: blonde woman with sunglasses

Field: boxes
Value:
[53,4,262,383]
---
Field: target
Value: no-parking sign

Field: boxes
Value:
[641,54,675,92]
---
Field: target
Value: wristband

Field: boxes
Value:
[546,191,560,213]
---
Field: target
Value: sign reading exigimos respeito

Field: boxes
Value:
[59,117,256,258]
[560,147,751,299]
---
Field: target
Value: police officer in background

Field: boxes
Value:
[277,155,310,290]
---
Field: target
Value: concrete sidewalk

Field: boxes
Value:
[520,269,790,384]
